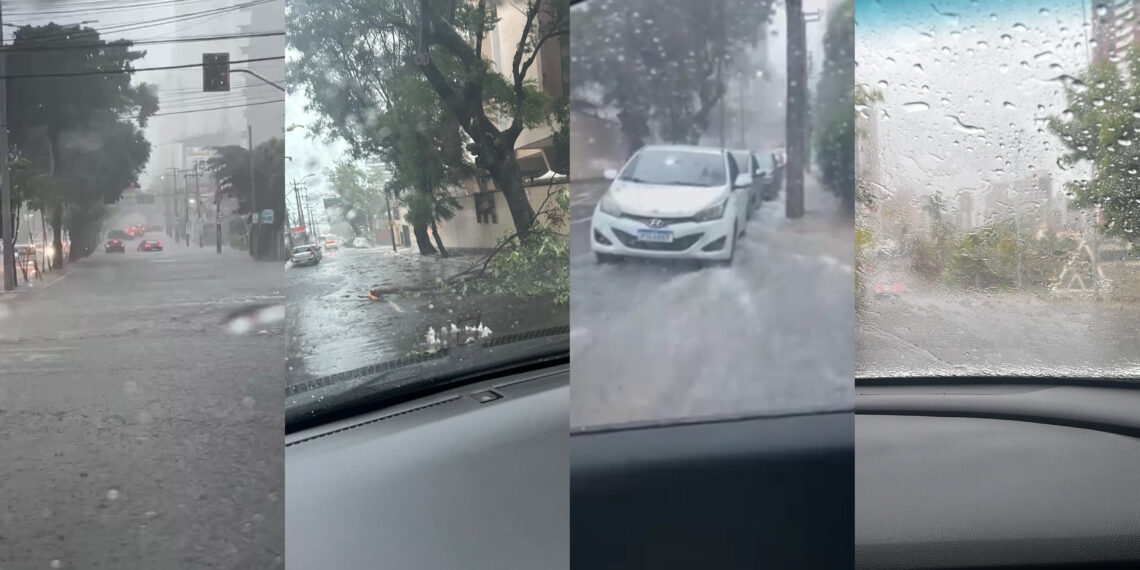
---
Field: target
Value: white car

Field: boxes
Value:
[590,145,750,265]
[352,237,369,248]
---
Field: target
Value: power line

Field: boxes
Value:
[6,0,236,18]
[7,0,275,42]
[127,97,283,119]
[0,55,283,79]
[0,30,283,53]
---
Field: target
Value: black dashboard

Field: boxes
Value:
[855,382,1140,569]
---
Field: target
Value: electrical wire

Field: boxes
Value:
[0,55,284,79]
[6,0,275,42]
[124,97,283,119]
[0,30,283,52]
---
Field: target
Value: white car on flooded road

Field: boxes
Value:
[590,145,750,266]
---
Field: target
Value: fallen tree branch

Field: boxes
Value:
[367,177,567,300]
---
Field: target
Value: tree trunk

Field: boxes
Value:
[617,108,650,158]
[412,222,437,255]
[488,150,537,236]
[430,217,449,257]
[51,204,64,270]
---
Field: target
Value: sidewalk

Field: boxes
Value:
[0,265,68,297]
[771,172,855,263]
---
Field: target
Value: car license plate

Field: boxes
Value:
[636,229,674,243]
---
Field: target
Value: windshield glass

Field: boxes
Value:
[620,148,728,187]
[0,3,286,567]
[857,0,1140,378]
[285,0,570,417]
[572,0,854,429]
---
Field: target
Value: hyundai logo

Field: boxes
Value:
[648,218,665,228]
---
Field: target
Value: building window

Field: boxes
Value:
[475,191,497,224]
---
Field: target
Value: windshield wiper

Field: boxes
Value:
[285,326,569,433]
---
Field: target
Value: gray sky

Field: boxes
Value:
[8,0,283,189]
[857,0,1093,200]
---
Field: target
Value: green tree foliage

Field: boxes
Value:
[813,0,855,212]
[206,138,287,259]
[5,23,157,266]
[573,0,774,153]
[287,0,567,235]
[1047,46,1140,245]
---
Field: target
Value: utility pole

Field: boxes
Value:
[248,124,257,259]
[1,1,15,291]
[194,164,203,248]
[215,180,222,254]
[386,189,397,252]
[785,0,808,219]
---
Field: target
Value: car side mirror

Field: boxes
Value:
[734,173,751,189]
[603,168,618,180]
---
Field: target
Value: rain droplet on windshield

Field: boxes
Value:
[1003,101,1017,109]
[904,101,931,113]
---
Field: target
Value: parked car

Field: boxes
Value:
[591,144,749,266]
[292,244,322,266]
[352,237,369,248]
[137,240,163,252]
[729,149,765,216]
[105,239,125,253]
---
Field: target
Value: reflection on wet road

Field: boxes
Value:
[286,246,564,389]
[857,265,1140,377]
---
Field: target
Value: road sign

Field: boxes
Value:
[261,209,274,224]
[293,225,306,233]
[323,197,344,208]
[388,220,395,227]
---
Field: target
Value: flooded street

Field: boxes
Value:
[0,246,284,568]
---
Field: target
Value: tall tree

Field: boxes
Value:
[207,138,287,260]
[813,0,855,212]
[288,0,567,236]
[6,23,158,267]
[573,0,774,154]
[1048,48,1140,245]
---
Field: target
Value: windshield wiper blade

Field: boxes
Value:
[285,326,569,433]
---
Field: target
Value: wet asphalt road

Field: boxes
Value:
[857,267,1140,378]
[569,177,856,428]
[0,243,285,568]
[285,246,566,389]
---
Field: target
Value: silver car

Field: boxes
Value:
[292,244,322,266]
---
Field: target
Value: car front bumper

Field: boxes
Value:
[590,209,734,261]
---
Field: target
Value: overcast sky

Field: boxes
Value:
[10,0,284,190]
[857,0,1094,200]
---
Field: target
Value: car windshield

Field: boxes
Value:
[0,5,286,567]
[754,153,773,172]
[857,0,1140,378]
[285,0,569,422]
[571,0,854,429]
[619,148,728,187]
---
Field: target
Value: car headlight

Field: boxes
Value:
[693,198,728,222]
[599,194,622,217]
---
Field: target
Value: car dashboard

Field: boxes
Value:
[285,363,569,570]
[855,381,1140,569]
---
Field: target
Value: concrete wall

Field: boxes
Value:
[434,183,568,251]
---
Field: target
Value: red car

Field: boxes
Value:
[137,240,164,252]
[105,239,125,253]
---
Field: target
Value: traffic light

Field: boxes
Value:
[203,53,230,92]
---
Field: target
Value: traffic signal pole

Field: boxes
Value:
[1,2,15,291]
